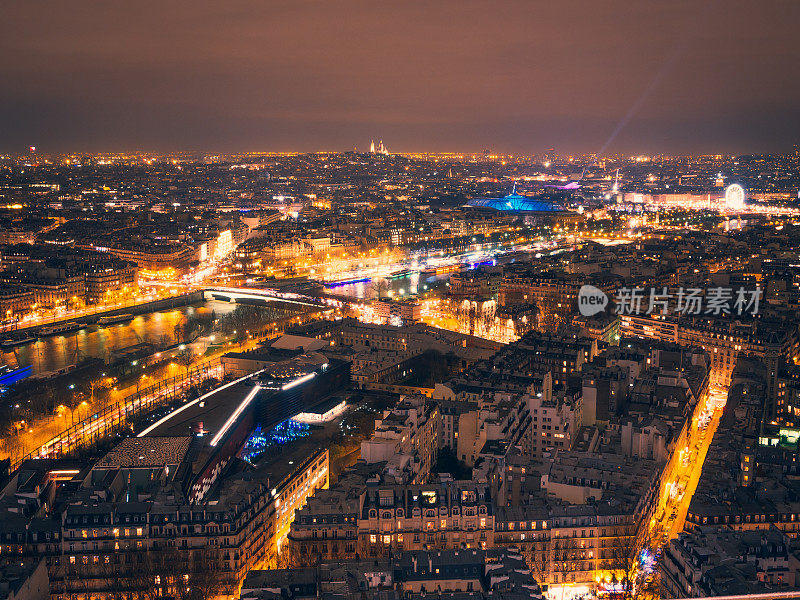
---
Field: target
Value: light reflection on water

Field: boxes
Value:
[326,272,448,299]
[1,274,453,374]
[0,301,239,374]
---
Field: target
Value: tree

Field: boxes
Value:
[98,559,140,600]
[523,542,550,589]
[177,566,228,600]
[550,537,579,598]
[0,434,24,464]
[276,540,316,569]
[174,322,185,344]
[159,333,171,349]
[216,305,289,340]
[371,278,390,299]
[177,347,195,380]
[26,385,55,419]
[112,546,230,600]
[599,521,660,600]
[183,312,215,342]
[88,376,112,406]
[62,554,113,600]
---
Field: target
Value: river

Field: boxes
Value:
[0,301,244,375]
[325,271,450,299]
[1,253,518,375]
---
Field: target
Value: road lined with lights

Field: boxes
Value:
[3,297,324,467]
[18,363,223,465]
[0,288,188,335]
[636,382,728,588]
[653,383,727,543]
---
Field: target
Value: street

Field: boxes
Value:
[646,382,728,552]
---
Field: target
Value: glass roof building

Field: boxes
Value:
[466,190,564,212]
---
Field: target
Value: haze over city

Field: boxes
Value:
[2,0,800,154]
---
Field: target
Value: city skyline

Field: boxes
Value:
[2,1,799,155]
[2,128,800,600]
[3,4,800,600]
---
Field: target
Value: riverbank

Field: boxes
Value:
[1,291,205,342]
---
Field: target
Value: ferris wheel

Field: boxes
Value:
[724,183,745,210]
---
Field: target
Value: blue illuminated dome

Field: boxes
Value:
[466,186,564,212]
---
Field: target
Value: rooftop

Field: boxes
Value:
[141,380,258,438]
[94,436,191,468]
[466,191,565,213]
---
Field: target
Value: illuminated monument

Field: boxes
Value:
[369,139,389,155]
[725,183,745,210]
[467,184,564,212]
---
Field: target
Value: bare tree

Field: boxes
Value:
[277,540,316,569]
[177,348,195,380]
[98,558,143,600]
[26,386,55,419]
[175,565,228,600]
[371,278,390,299]
[549,538,578,598]
[88,376,113,406]
[600,522,660,600]
[63,557,104,600]
[523,542,550,588]
[111,545,229,600]
[0,434,24,464]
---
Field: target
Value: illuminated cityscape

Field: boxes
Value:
[2,2,800,600]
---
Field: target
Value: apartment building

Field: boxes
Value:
[0,285,35,317]
[620,314,796,396]
[360,395,440,483]
[359,481,495,557]
[661,527,800,597]
[0,440,329,600]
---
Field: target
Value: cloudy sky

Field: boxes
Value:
[2,0,798,154]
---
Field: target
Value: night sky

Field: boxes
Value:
[2,0,798,155]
